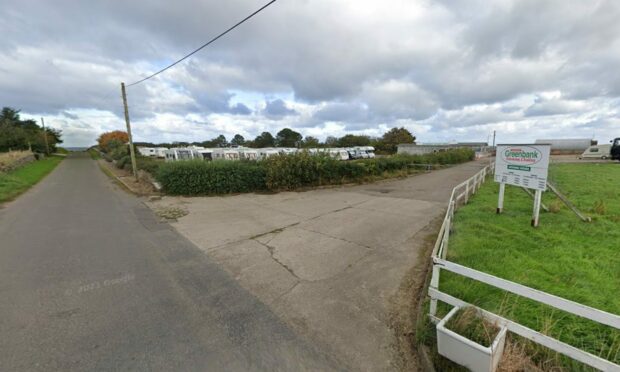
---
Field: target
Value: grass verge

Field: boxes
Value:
[430,163,620,369]
[0,156,63,203]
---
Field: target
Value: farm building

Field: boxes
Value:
[397,142,489,156]
[534,139,595,154]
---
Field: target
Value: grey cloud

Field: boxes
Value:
[263,99,298,119]
[1,0,619,145]
[229,103,252,115]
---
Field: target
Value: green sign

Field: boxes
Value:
[507,165,531,171]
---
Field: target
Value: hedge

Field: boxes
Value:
[155,148,475,195]
[156,160,266,195]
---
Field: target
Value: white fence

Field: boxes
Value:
[428,162,620,371]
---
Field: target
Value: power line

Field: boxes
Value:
[126,0,277,87]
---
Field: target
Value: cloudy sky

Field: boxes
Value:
[1,0,619,147]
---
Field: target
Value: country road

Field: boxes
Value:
[0,153,342,371]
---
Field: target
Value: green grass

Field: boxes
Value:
[439,163,620,368]
[87,148,101,160]
[0,156,63,203]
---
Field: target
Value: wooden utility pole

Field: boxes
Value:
[40,117,50,155]
[121,82,138,180]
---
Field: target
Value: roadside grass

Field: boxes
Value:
[0,156,63,203]
[88,148,101,160]
[438,163,620,368]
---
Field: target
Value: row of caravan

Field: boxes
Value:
[160,146,376,162]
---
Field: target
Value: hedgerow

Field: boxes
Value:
[155,148,475,195]
[156,160,266,195]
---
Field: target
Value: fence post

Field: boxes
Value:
[429,265,440,316]
[464,182,470,204]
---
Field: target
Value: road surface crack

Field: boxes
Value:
[253,238,300,280]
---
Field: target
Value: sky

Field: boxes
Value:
[1,0,619,147]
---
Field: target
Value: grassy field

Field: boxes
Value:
[0,156,63,203]
[438,163,620,369]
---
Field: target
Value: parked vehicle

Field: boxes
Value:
[327,148,350,161]
[195,148,214,161]
[164,148,198,162]
[138,146,168,158]
[258,148,279,160]
[238,148,259,161]
[612,138,620,161]
[579,145,611,160]
[359,146,376,158]
[212,149,240,161]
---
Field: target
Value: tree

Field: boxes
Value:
[231,134,246,147]
[378,127,416,154]
[0,107,63,152]
[97,131,129,153]
[301,136,320,148]
[251,131,275,148]
[337,134,371,147]
[212,135,228,148]
[0,107,21,125]
[200,135,228,148]
[324,136,338,147]
[275,128,302,148]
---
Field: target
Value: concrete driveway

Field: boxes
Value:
[147,160,489,371]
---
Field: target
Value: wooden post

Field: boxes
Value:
[464,181,470,204]
[497,182,505,214]
[40,117,50,155]
[531,189,542,227]
[121,82,138,180]
[429,265,440,316]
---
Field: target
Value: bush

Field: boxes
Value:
[263,152,342,190]
[156,160,266,195]
[116,155,131,170]
[136,157,162,175]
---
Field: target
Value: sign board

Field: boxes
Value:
[494,144,550,191]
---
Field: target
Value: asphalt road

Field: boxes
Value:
[0,153,341,371]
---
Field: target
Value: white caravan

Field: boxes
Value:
[137,147,158,157]
[212,148,240,161]
[327,148,350,161]
[358,146,375,158]
[579,144,611,160]
[164,148,198,162]
[258,148,280,159]
[238,148,259,161]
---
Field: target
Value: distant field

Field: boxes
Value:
[440,163,620,367]
[0,156,63,203]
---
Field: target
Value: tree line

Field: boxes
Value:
[0,107,63,153]
[133,127,416,155]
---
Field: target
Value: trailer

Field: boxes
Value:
[258,148,280,160]
[238,148,259,161]
[212,148,240,161]
[164,148,199,162]
[579,144,611,160]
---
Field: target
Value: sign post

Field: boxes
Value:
[497,182,505,214]
[494,144,550,226]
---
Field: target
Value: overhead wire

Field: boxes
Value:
[125,0,277,87]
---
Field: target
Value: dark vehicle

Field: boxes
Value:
[612,138,620,161]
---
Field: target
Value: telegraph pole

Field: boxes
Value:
[121,82,138,180]
[40,117,50,155]
[492,130,496,147]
